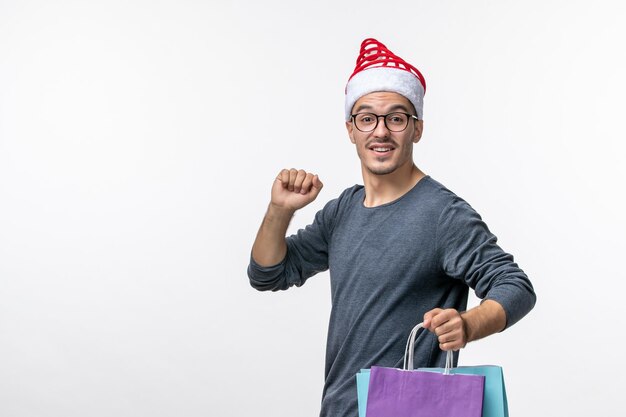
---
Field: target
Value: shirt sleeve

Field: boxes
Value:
[436,197,536,328]
[247,198,338,292]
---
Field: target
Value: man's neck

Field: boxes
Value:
[362,163,426,207]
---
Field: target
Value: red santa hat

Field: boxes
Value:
[345,38,426,121]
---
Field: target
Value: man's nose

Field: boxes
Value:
[373,115,390,136]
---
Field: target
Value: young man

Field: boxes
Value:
[247,38,536,417]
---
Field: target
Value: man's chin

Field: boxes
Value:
[364,164,397,176]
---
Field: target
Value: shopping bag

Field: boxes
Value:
[356,322,510,417]
[356,369,371,417]
[359,323,485,417]
[366,365,485,417]
[420,365,509,417]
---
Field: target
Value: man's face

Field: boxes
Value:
[346,92,423,176]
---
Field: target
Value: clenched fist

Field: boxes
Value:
[271,168,324,212]
[423,308,467,351]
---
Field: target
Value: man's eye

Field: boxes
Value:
[360,116,374,123]
[388,114,405,124]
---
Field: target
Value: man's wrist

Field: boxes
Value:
[460,313,471,345]
[267,202,296,218]
[460,300,507,344]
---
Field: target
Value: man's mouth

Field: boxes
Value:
[369,145,395,154]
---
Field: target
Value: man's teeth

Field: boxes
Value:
[373,147,391,152]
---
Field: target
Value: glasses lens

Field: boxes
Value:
[385,113,409,132]
[354,113,377,132]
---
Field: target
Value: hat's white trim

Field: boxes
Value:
[345,67,424,121]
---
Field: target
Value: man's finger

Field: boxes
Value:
[312,175,324,191]
[300,173,314,194]
[429,308,459,329]
[423,308,443,329]
[287,168,298,191]
[277,169,290,188]
[293,169,307,193]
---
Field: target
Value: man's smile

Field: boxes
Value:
[368,142,396,156]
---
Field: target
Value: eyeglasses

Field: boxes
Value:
[351,112,418,132]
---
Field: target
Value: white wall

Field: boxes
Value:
[1,1,624,416]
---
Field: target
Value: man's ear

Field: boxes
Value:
[346,121,356,144]
[413,120,424,144]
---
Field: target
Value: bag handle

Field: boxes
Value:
[403,322,454,375]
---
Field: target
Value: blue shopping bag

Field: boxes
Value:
[356,369,371,417]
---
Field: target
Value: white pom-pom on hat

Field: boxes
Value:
[345,38,426,121]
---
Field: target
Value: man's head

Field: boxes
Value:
[344,39,425,176]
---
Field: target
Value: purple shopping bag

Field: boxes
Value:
[366,366,485,417]
[365,323,485,417]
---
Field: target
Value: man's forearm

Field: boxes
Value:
[251,204,295,267]
[461,299,507,344]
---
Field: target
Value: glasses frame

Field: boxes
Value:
[350,112,419,133]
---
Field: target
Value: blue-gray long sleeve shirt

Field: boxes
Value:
[248,176,536,417]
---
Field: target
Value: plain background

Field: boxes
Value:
[1,0,625,416]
